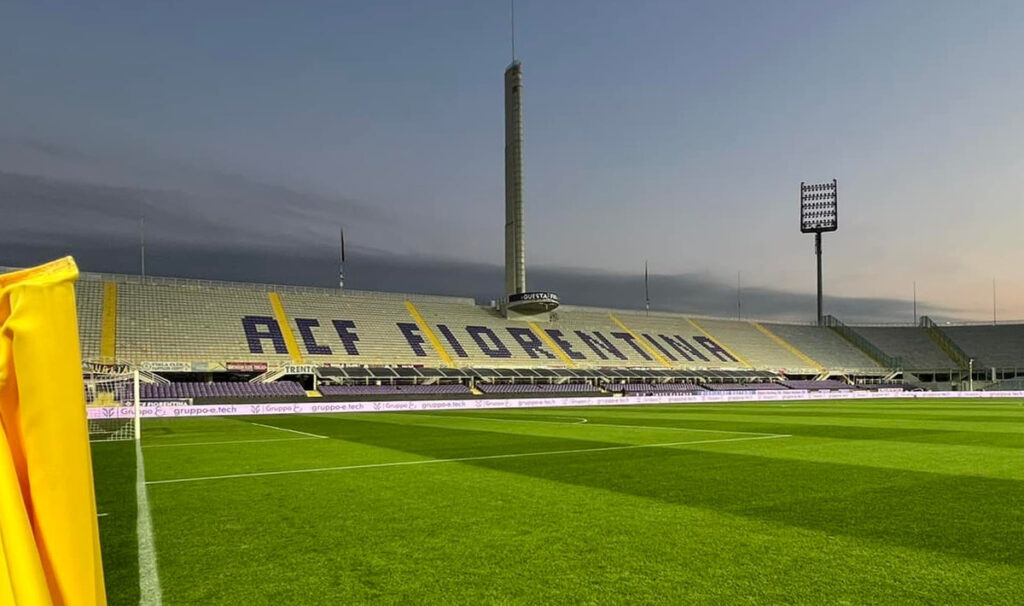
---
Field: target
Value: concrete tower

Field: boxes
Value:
[504,61,526,299]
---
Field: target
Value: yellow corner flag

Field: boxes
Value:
[0,258,106,605]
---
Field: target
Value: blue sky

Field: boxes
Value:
[2,1,1023,322]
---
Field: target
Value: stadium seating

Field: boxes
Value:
[319,384,471,396]
[703,383,790,391]
[549,307,748,370]
[852,327,957,370]
[780,379,857,391]
[604,383,705,394]
[75,279,103,362]
[762,324,880,371]
[476,383,601,394]
[62,270,1024,383]
[140,380,305,399]
[942,325,1024,369]
[695,319,816,372]
[117,280,293,365]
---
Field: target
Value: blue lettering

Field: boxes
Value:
[611,332,652,361]
[242,316,287,354]
[642,333,677,361]
[659,334,700,362]
[659,333,692,362]
[693,336,738,362]
[295,318,331,355]
[506,327,555,359]
[466,326,512,359]
[437,324,468,358]
[575,331,627,360]
[331,319,361,355]
[545,329,586,360]
[397,322,428,357]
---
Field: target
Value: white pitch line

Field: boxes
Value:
[97,513,109,517]
[413,413,590,425]
[147,433,791,486]
[409,413,774,436]
[242,420,328,439]
[143,436,323,449]
[135,440,163,605]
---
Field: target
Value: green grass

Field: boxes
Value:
[92,398,1024,604]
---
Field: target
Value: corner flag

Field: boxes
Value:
[0,257,106,605]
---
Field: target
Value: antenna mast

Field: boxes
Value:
[644,261,650,315]
[339,227,346,289]
[139,215,146,280]
[511,0,516,61]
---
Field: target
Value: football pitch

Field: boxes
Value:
[91,399,1024,604]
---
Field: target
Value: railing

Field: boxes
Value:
[919,316,970,370]
[822,315,903,370]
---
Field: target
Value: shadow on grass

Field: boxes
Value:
[281,414,1024,566]
[568,413,1024,450]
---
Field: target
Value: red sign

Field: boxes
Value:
[226,362,269,373]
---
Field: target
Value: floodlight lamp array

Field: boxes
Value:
[800,179,838,233]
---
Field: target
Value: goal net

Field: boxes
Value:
[85,371,139,442]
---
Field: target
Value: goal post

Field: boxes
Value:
[85,370,140,442]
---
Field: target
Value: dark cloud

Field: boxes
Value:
[0,148,964,324]
[0,226,960,324]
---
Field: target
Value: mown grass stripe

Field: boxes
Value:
[146,434,791,485]
[144,436,323,448]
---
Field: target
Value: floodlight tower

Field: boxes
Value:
[504,60,527,299]
[800,179,838,325]
[500,10,558,318]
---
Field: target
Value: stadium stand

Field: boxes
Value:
[140,381,305,399]
[276,290,455,368]
[548,307,748,370]
[116,280,294,366]
[703,383,790,391]
[942,325,1024,370]
[319,384,471,396]
[762,324,880,372]
[75,279,104,362]
[695,320,817,372]
[781,379,856,391]
[69,271,793,374]
[604,383,705,394]
[852,326,957,370]
[48,269,1024,397]
[476,383,601,394]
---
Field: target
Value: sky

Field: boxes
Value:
[2,0,1023,323]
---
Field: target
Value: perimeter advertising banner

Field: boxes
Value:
[86,390,1024,421]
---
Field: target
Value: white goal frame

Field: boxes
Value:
[85,370,141,442]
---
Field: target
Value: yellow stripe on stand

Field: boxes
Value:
[267,292,303,363]
[99,282,118,362]
[404,301,454,367]
[528,322,576,368]
[752,322,824,372]
[685,318,751,368]
[608,313,672,368]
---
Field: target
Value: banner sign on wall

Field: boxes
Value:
[86,390,1024,421]
[225,362,269,373]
